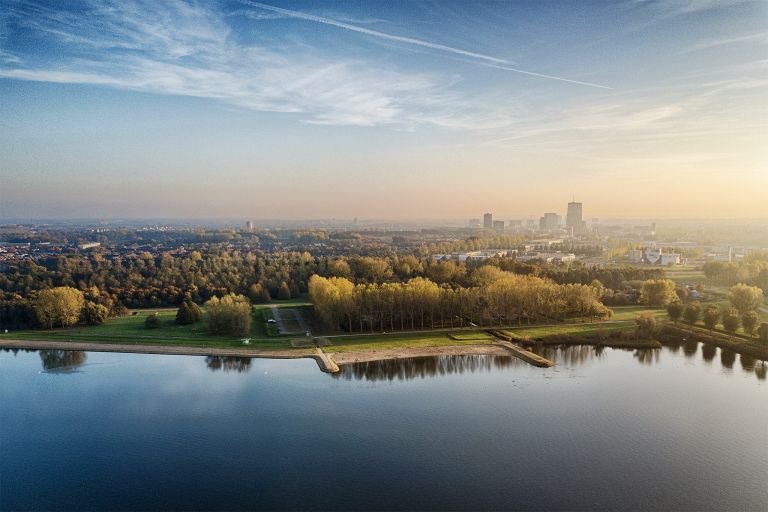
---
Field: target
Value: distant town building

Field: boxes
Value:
[245,221,254,231]
[707,247,733,262]
[77,242,101,250]
[628,247,681,265]
[483,213,493,229]
[566,201,587,234]
[539,212,559,230]
[433,249,510,262]
[508,220,523,228]
[468,219,480,228]
[493,220,505,232]
[525,219,537,228]
[516,251,576,264]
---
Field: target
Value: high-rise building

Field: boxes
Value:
[539,212,558,230]
[483,213,493,229]
[493,220,505,232]
[245,221,254,231]
[566,201,583,233]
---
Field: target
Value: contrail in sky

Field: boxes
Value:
[240,1,611,89]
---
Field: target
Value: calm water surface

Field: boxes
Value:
[1,344,766,511]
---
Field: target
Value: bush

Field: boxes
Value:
[81,301,109,326]
[635,312,658,338]
[145,313,161,329]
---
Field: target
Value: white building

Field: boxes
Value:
[628,247,681,265]
[516,251,576,264]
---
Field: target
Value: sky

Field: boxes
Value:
[0,0,766,221]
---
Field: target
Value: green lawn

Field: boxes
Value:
[501,323,635,340]
[610,306,666,321]
[0,307,294,350]
[324,331,495,353]
[447,331,495,341]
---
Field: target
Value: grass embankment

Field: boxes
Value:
[323,331,496,353]
[496,321,660,349]
[2,302,668,354]
[0,304,310,350]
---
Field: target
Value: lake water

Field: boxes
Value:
[1,344,766,511]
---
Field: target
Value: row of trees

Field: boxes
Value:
[309,270,610,333]
[667,301,766,340]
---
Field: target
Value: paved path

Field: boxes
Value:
[271,306,308,335]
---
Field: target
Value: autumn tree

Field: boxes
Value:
[81,301,109,326]
[277,281,292,300]
[702,305,720,332]
[205,294,252,336]
[728,284,764,314]
[741,311,759,338]
[640,279,677,307]
[35,287,85,329]
[666,302,684,324]
[635,312,658,338]
[683,301,701,325]
[721,308,740,337]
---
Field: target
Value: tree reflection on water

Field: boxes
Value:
[333,355,519,382]
[331,343,766,382]
[205,356,252,373]
[39,350,87,372]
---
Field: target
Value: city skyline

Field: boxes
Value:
[1,0,767,219]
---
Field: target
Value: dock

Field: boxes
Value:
[313,347,340,373]
[495,340,555,367]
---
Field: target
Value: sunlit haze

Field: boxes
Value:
[1,0,767,220]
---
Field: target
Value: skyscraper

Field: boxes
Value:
[566,201,583,233]
[539,213,558,230]
[483,213,493,229]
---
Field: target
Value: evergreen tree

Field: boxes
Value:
[176,302,195,325]
[277,281,291,300]
[188,301,202,322]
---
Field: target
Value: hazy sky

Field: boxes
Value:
[1,0,766,220]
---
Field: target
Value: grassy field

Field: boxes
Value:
[610,306,665,321]
[0,306,295,350]
[500,323,635,340]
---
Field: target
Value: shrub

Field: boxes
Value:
[635,312,658,338]
[81,301,109,326]
[145,313,161,329]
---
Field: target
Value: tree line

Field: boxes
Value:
[309,267,611,334]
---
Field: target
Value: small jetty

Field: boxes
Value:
[486,330,555,367]
[313,347,340,373]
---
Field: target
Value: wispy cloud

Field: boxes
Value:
[238,1,611,89]
[680,31,768,54]
[0,1,475,127]
[239,0,510,64]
